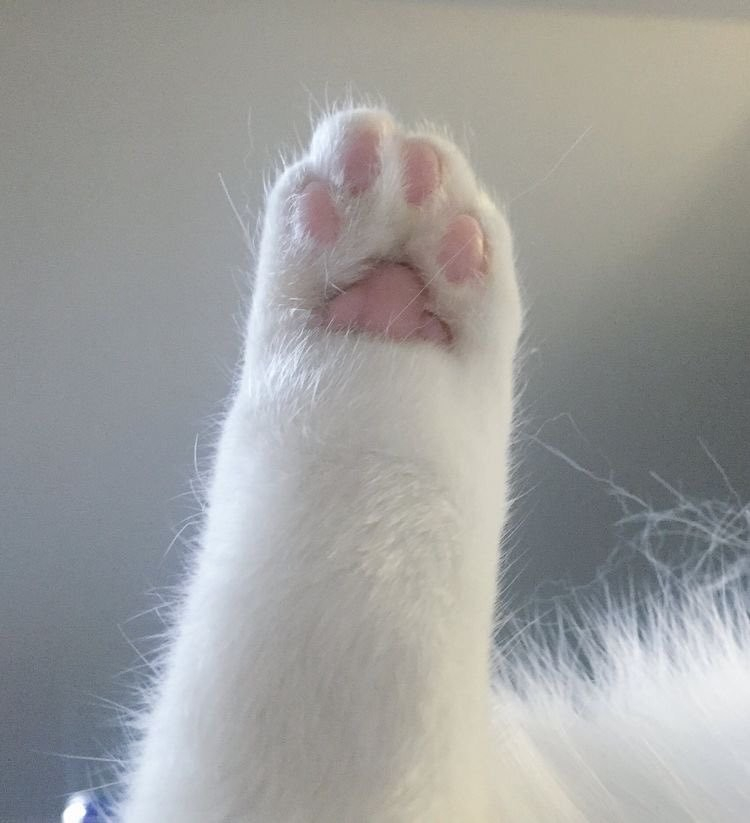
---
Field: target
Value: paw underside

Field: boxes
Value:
[256,108,519,354]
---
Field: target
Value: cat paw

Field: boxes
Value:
[251,108,521,359]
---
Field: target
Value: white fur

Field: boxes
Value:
[117,108,750,822]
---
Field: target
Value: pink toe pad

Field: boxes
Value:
[341,126,382,194]
[298,181,341,245]
[439,214,486,283]
[402,139,441,205]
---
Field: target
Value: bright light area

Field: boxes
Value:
[61,794,89,823]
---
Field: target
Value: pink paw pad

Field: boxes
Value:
[296,123,487,346]
[402,139,441,205]
[438,214,486,283]
[341,125,383,194]
[298,180,341,245]
[323,263,451,344]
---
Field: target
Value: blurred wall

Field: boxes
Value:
[2,2,749,819]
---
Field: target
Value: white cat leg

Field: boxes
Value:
[120,108,521,823]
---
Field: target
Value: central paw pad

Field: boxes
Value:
[323,262,452,344]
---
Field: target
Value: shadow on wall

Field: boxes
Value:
[510,116,750,600]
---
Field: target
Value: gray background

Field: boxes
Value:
[2,2,749,820]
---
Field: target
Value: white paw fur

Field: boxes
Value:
[117,108,750,823]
